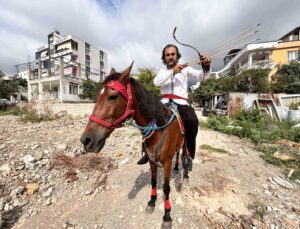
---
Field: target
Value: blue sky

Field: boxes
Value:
[0,0,299,75]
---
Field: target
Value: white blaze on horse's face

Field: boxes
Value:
[100,87,105,96]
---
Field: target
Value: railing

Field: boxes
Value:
[42,91,59,100]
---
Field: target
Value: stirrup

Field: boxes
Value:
[137,153,149,165]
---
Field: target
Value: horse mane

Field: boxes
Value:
[103,74,169,126]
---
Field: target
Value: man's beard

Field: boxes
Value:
[166,59,178,69]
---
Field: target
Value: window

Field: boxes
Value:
[71,40,78,51]
[85,42,90,54]
[69,83,78,94]
[100,50,104,61]
[288,51,300,61]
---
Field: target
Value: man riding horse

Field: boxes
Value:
[137,44,211,169]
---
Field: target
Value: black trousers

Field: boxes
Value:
[177,104,199,159]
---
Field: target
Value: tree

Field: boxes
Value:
[136,67,161,96]
[79,79,102,102]
[0,75,28,99]
[193,68,270,104]
[271,62,300,93]
[238,68,270,93]
[0,70,5,78]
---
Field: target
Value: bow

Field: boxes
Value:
[172,27,209,82]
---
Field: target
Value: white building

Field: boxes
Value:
[27,31,108,102]
[19,70,28,80]
[214,41,278,78]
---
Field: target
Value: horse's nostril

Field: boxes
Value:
[81,135,93,147]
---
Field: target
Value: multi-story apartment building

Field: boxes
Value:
[27,31,108,102]
[215,27,300,79]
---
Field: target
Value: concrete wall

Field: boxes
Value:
[36,103,95,117]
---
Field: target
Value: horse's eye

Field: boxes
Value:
[108,95,119,100]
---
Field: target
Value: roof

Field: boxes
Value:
[279,26,300,40]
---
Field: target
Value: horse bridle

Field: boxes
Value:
[89,80,134,129]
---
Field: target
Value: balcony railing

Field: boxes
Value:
[42,91,58,100]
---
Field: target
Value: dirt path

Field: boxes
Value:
[0,115,299,228]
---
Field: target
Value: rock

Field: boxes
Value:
[282,217,298,228]
[266,206,272,211]
[26,183,39,195]
[31,144,39,150]
[193,192,200,198]
[175,196,184,206]
[23,154,36,164]
[119,158,129,166]
[206,208,214,214]
[57,143,68,150]
[272,176,294,189]
[83,190,93,196]
[0,163,11,173]
[43,198,52,206]
[42,187,53,198]
[119,214,124,219]
[4,203,11,211]
[44,149,49,154]
[177,217,183,224]
[274,151,295,161]
[193,159,201,164]
[11,186,25,197]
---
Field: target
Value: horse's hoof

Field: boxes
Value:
[173,165,179,171]
[161,220,172,229]
[145,205,155,214]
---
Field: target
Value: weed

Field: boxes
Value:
[253,202,266,221]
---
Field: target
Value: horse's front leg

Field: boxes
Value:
[145,160,157,214]
[162,159,172,228]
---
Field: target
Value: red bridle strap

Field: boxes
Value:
[89,80,134,129]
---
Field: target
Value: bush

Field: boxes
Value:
[207,115,230,132]
[0,106,54,123]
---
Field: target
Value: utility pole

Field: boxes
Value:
[48,35,51,77]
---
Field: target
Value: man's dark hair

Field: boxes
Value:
[161,44,182,65]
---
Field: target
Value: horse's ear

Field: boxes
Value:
[120,61,134,83]
[109,67,116,75]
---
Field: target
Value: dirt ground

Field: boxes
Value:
[0,114,299,229]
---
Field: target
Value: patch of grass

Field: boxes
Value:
[200,144,229,154]
[0,107,27,116]
[253,202,266,222]
[20,111,54,123]
[0,106,55,123]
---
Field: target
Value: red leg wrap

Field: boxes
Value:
[164,199,171,209]
[151,188,157,196]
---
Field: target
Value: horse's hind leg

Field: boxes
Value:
[162,159,172,228]
[173,151,179,170]
[145,161,157,214]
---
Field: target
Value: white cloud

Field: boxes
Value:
[0,0,299,75]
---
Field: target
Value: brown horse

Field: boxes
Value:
[80,63,187,227]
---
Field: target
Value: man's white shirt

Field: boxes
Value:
[153,66,207,105]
